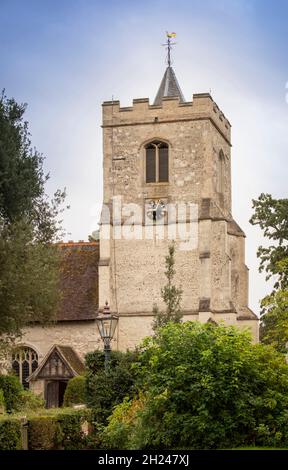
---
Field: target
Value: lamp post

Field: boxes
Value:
[96,302,119,371]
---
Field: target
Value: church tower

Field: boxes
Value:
[98,39,258,349]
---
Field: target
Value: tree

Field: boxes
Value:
[250,193,288,351]
[259,289,288,352]
[0,91,66,347]
[102,322,288,450]
[88,230,99,242]
[85,350,139,424]
[153,242,183,331]
[250,193,288,290]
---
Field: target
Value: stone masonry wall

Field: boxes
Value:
[21,321,101,361]
[98,93,258,341]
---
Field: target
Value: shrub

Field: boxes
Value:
[101,395,145,449]
[104,322,288,450]
[27,408,96,450]
[85,350,139,424]
[0,375,23,412]
[0,390,5,414]
[0,408,98,450]
[28,416,61,450]
[63,376,86,407]
[0,417,22,450]
[14,390,45,412]
[56,408,89,450]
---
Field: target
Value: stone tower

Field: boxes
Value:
[98,64,259,349]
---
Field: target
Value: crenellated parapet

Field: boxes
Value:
[102,93,231,143]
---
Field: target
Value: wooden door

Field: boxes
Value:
[46,381,59,408]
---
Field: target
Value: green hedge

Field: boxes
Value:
[28,408,93,450]
[0,375,23,412]
[0,408,96,450]
[28,416,61,450]
[63,376,86,407]
[56,408,88,450]
[0,389,5,414]
[0,417,22,450]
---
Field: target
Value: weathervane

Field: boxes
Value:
[162,31,177,67]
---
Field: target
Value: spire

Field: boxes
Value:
[153,66,185,105]
[153,32,185,106]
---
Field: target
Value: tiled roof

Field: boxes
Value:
[153,66,185,105]
[28,344,85,381]
[57,345,85,375]
[57,241,99,321]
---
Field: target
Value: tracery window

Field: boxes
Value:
[12,347,38,389]
[145,141,169,183]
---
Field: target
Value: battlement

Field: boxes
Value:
[102,93,231,143]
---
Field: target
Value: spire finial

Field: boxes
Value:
[163,32,177,67]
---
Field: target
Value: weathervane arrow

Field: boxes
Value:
[162,31,177,67]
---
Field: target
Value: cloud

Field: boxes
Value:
[1,0,287,316]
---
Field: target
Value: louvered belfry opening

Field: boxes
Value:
[146,144,156,183]
[145,141,169,183]
[158,144,168,182]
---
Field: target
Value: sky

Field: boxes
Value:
[0,0,287,315]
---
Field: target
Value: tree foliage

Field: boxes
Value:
[0,91,66,345]
[250,193,288,289]
[102,322,288,449]
[260,289,288,352]
[250,193,288,351]
[85,350,139,425]
[153,242,183,331]
[0,375,23,412]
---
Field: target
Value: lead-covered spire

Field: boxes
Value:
[153,66,185,105]
[153,32,185,105]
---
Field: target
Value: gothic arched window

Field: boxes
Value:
[217,150,225,194]
[145,141,169,183]
[12,347,39,389]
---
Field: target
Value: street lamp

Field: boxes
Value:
[96,301,119,371]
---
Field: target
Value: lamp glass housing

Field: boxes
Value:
[96,313,118,342]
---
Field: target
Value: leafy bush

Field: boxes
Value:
[0,390,5,414]
[101,396,145,449]
[14,390,45,412]
[0,375,44,413]
[85,350,139,424]
[28,408,95,450]
[28,416,61,450]
[0,375,23,412]
[0,417,22,450]
[103,322,288,450]
[56,408,89,450]
[0,408,97,450]
[63,376,86,407]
